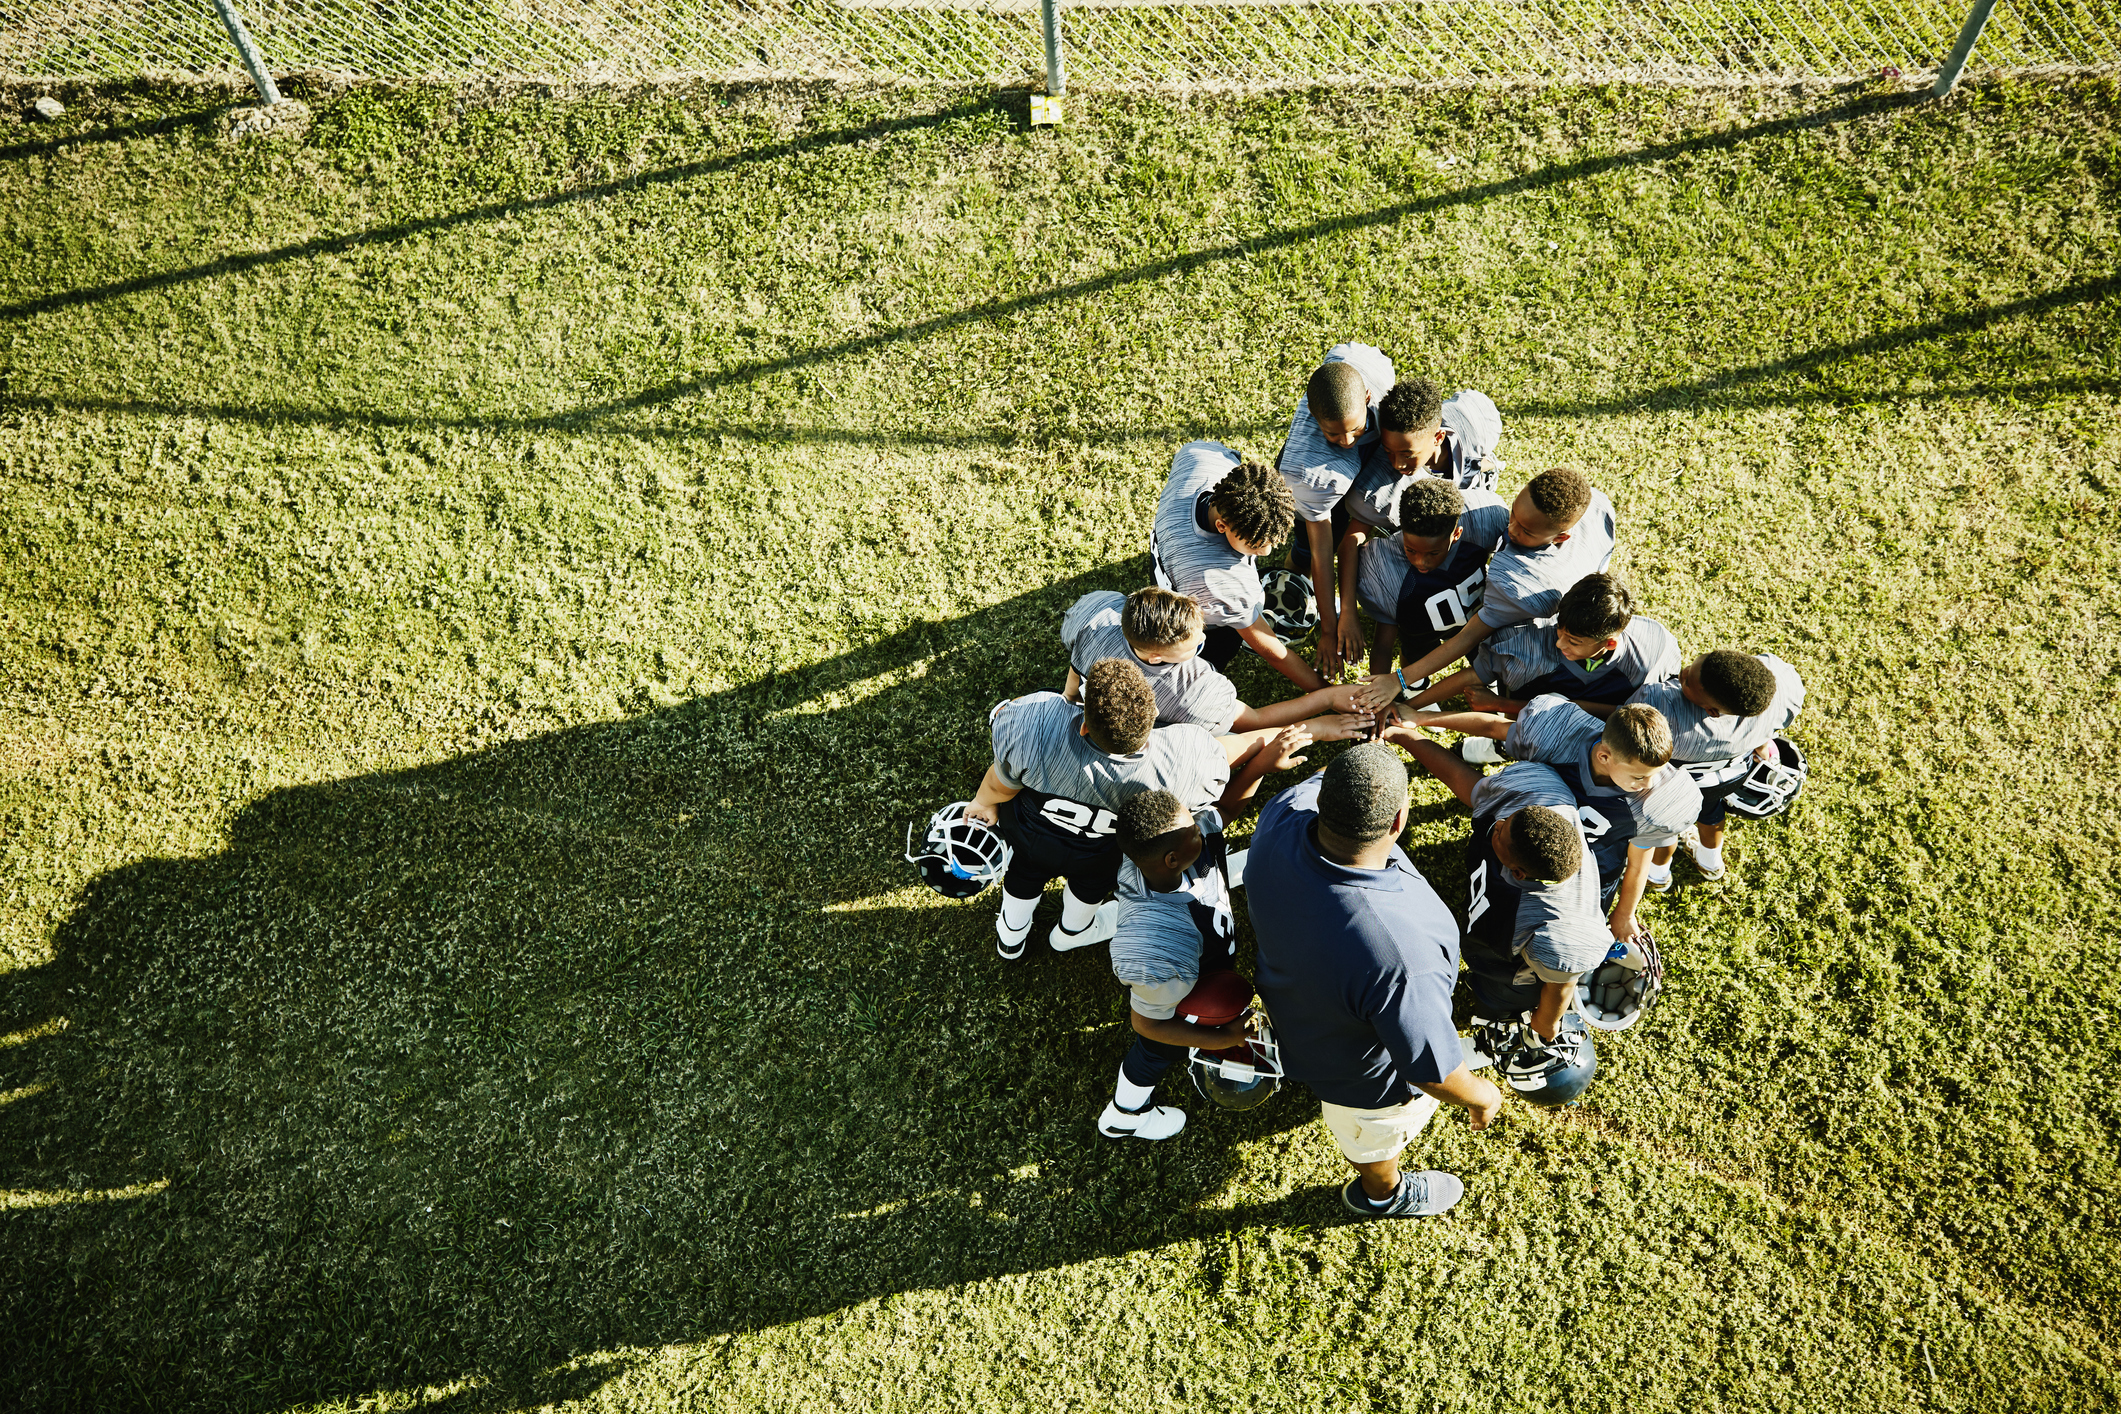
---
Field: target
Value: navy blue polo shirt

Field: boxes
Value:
[1247,773,1465,1110]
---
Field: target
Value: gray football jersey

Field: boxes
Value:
[1153,442,1265,632]
[1277,342,1397,523]
[1503,694,1701,849]
[989,692,1229,827]
[1627,654,1806,764]
[1473,616,1682,697]
[1111,808,1235,1018]
[1352,490,1510,626]
[1468,764,1611,981]
[1059,591,1242,736]
[1478,488,1619,629]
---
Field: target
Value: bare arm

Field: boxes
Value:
[963,765,1020,825]
[1131,1009,1249,1051]
[1368,621,1401,677]
[1232,682,1374,731]
[1061,666,1082,702]
[1414,1063,1503,1130]
[1217,725,1312,820]
[1397,737,1482,809]
[1607,845,1656,944]
[1306,519,1343,678]
[1237,616,1326,691]
[1404,665,1479,712]
[1334,526,1371,671]
[1402,615,1501,687]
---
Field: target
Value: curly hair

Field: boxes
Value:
[1509,805,1583,883]
[1116,788,1192,857]
[1209,458,1296,550]
[1082,657,1158,753]
[1378,378,1444,434]
[1557,573,1633,641]
[1524,466,1594,528]
[1603,704,1673,768]
[1122,587,1203,648]
[1699,649,1778,717]
[1397,477,1466,539]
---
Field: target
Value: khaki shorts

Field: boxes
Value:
[1319,1093,1442,1165]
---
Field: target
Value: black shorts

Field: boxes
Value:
[998,791,1122,901]
[1201,625,1244,672]
[1695,773,1747,828]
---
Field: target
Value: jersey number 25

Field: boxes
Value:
[1042,798,1118,838]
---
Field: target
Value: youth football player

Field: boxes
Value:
[1153,441,1320,690]
[1352,477,1511,697]
[1627,649,1806,886]
[1276,343,1395,680]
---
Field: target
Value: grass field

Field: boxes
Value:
[1,73,2119,1413]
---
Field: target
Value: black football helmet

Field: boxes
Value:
[904,802,1012,899]
[1471,1013,1598,1107]
[1258,568,1319,644]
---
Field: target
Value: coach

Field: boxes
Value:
[1247,742,1502,1219]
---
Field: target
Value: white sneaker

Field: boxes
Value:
[1225,848,1248,889]
[1461,736,1503,765]
[1051,900,1118,953]
[996,911,1033,961]
[1098,1102,1187,1140]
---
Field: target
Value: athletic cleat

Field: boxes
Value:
[1341,1171,1464,1219]
[1051,899,1119,953]
[1683,826,1727,882]
[996,911,1032,961]
[1645,867,1674,893]
[1098,1102,1186,1140]
[1461,736,1503,766]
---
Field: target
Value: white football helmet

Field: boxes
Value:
[1258,568,1319,644]
[1575,931,1665,1032]
[904,802,1012,899]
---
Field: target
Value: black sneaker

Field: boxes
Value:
[1341,1171,1465,1219]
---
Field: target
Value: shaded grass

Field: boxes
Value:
[0,74,2118,1412]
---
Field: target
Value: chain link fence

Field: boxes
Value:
[1,0,2115,88]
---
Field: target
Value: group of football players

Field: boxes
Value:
[907,341,1809,1218]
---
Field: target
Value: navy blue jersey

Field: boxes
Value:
[1391,513,1511,640]
[1464,812,1533,955]
[1510,663,1639,707]
[1544,757,1636,901]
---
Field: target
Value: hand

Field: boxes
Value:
[964,800,1000,826]
[1307,712,1375,742]
[1203,1019,1253,1050]
[1335,615,1367,673]
[1609,910,1645,944]
[1324,683,1369,714]
[1263,724,1314,772]
[1754,740,1778,762]
[1315,617,1343,681]
[1352,673,1401,711]
[1463,1075,1504,1130]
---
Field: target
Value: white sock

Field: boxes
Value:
[1646,863,1673,887]
[1059,885,1101,933]
[1693,843,1724,873]
[1113,1067,1156,1114]
[999,891,1038,932]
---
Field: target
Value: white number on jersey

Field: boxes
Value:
[1184,869,1235,944]
[1467,859,1491,926]
[1422,566,1488,634]
[1577,806,1611,840]
[1149,531,1176,593]
[1041,798,1119,839]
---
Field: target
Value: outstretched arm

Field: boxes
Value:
[1606,845,1656,944]
[1236,616,1326,691]
[1231,682,1376,731]
[1217,724,1313,820]
[1334,526,1372,671]
[1350,616,1502,710]
[1396,737,1483,809]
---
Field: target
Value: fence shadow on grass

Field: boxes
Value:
[0,556,1409,1414]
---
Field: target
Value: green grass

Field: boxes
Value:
[1,73,2118,1413]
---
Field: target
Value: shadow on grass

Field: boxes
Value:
[0,557,1388,1414]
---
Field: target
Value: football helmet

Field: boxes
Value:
[1726,736,1807,820]
[1575,931,1664,1032]
[904,802,1012,899]
[1259,567,1319,644]
[1178,971,1284,1111]
[1471,1013,1597,1107]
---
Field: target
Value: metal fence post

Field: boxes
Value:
[212,0,283,105]
[1933,0,1999,96]
[1040,0,1065,95]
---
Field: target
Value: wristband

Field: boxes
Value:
[1395,668,1412,700]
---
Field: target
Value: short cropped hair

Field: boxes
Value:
[1306,360,1369,425]
[1603,704,1673,768]
[1557,573,1633,641]
[1398,478,1465,539]
[1209,458,1295,550]
[1510,805,1583,883]
[1122,587,1203,648]
[1378,378,1444,434]
[1083,657,1157,754]
[1317,741,1408,844]
[1700,649,1778,717]
[1525,466,1594,528]
[1117,789,1192,857]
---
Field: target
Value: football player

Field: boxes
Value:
[1059,586,1377,751]
[1276,342,1396,680]
[1352,477,1511,699]
[1356,466,1618,709]
[1153,441,1321,691]
[1097,788,1280,1140]
[1494,698,1700,945]
[1395,740,1608,1046]
[1627,649,1807,886]
[966,657,1293,961]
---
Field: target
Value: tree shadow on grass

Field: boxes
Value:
[0,556,1385,1414]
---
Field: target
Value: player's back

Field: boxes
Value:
[1060,591,1241,736]
[1466,763,1609,980]
[990,692,1229,839]
[1111,812,1236,999]
[1630,653,1806,764]
[1153,442,1263,631]
[1479,488,1619,630]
